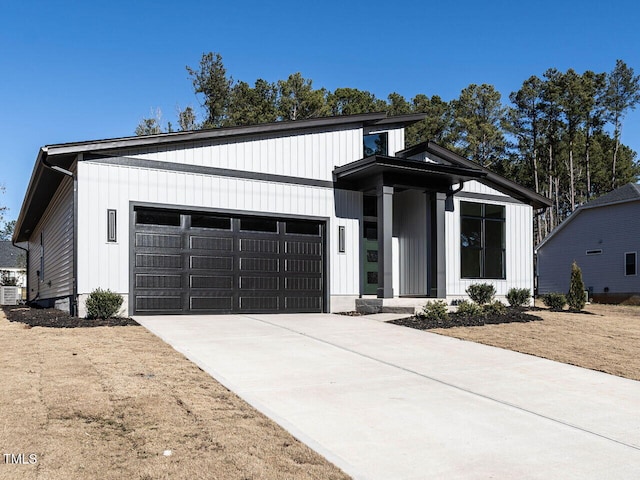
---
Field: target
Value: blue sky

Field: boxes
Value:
[2,0,640,223]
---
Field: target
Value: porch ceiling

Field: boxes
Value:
[332,155,487,192]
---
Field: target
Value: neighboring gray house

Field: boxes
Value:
[13,113,550,316]
[537,183,640,303]
[0,241,26,288]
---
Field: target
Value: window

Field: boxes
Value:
[625,252,636,276]
[107,209,117,242]
[586,249,602,255]
[338,226,346,253]
[460,202,505,279]
[136,208,181,226]
[286,220,319,236]
[191,214,231,230]
[240,217,278,233]
[363,132,388,156]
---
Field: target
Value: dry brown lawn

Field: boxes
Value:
[432,303,640,381]
[0,311,349,480]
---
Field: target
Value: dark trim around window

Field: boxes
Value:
[460,201,505,279]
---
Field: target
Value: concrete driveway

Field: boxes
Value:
[135,313,640,479]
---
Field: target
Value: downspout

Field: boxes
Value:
[11,240,29,304]
[445,182,464,212]
[41,154,78,316]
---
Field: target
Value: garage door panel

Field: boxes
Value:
[190,236,233,251]
[190,275,233,289]
[285,240,323,256]
[135,254,182,269]
[285,297,322,311]
[135,232,182,249]
[286,259,322,273]
[136,295,183,312]
[239,296,279,311]
[136,274,182,289]
[240,238,279,254]
[239,276,279,290]
[285,277,322,291]
[190,296,233,311]
[239,257,280,272]
[190,256,234,270]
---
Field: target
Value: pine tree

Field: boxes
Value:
[567,261,586,311]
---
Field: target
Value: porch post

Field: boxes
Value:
[377,185,394,298]
[435,192,447,298]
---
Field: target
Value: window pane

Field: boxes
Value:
[136,209,181,226]
[364,222,377,240]
[460,202,482,217]
[363,195,377,217]
[191,214,231,230]
[485,248,505,279]
[626,253,636,276]
[363,133,388,156]
[461,248,482,278]
[485,204,505,219]
[485,220,505,248]
[240,217,278,233]
[461,218,482,248]
[286,220,319,235]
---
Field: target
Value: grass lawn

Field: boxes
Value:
[430,303,640,382]
[0,309,350,480]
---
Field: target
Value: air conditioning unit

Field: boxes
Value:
[0,286,22,305]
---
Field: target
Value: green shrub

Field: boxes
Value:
[466,283,496,305]
[421,300,449,322]
[566,261,586,311]
[86,288,123,319]
[506,288,531,308]
[482,300,506,316]
[543,293,567,311]
[456,300,483,317]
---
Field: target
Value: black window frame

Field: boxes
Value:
[363,132,388,157]
[625,252,636,276]
[460,201,506,280]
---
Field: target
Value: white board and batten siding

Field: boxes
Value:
[26,175,74,307]
[75,125,379,313]
[446,180,534,301]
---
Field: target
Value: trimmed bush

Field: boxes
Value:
[466,283,496,305]
[543,293,567,311]
[567,261,586,311]
[482,300,506,316]
[421,300,449,322]
[506,288,531,308]
[456,300,483,317]
[86,288,123,319]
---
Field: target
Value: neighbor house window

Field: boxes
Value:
[363,132,388,156]
[625,252,636,276]
[460,202,505,279]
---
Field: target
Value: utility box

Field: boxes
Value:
[0,286,22,305]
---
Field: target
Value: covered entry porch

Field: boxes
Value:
[333,155,486,300]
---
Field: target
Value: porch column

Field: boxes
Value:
[435,192,447,298]
[377,185,394,298]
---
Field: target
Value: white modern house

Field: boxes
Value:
[537,183,640,303]
[13,113,550,316]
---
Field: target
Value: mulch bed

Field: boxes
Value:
[2,305,138,328]
[390,308,543,330]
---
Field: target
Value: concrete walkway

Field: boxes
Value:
[135,313,640,479]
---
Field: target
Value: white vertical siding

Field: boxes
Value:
[394,190,428,295]
[77,162,362,298]
[120,127,365,180]
[446,197,534,299]
[27,175,74,302]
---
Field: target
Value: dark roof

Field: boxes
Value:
[0,241,24,268]
[397,141,552,209]
[581,183,640,208]
[333,155,487,191]
[14,113,427,242]
[536,183,640,250]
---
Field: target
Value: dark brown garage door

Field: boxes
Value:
[132,207,325,314]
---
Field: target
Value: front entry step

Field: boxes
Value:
[355,299,417,315]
